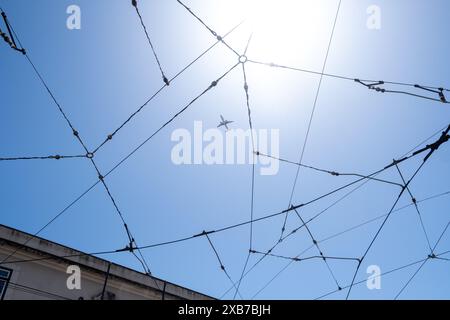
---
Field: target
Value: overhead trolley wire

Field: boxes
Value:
[256,152,404,188]
[219,124,450,298]
[394,258,429,300]
[345,126,450,299]
[251,250,360,264]
[392,220,450,300]
[394,165,434,253]
[249,245,315,299]
[430,220,450,258]
[279,0,342,241]
[248,59,450,104]
[233,34,256,300]
[134,130,449,259]
[236,172,404,296]
[318,190,450,245]
[0,8,159,287]
[131,0,169,86]
[0,154,87,161]
[0,61,240,276]
[292,207,344,290]
[101,63,239,179]
[5,189,449,267]
[203,232,244,299]
[175,0,240,57]
[0,8,25,54]
[92,20,245,154]
[2,2,449,300]
[314,249,450,300]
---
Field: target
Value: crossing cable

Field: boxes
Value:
[256,151,403,188]
[345,165,424,299]
[233,35,256,300]
[0,154,87,161]
[4,190,448,267]
[5,8,448,296]
[99,62,239,180]
[248,193,450,299]
[220,125,450,298]
[248,60,450,105]
[244,182,449,298]
[4,166,423,265]
[3,8,90,156]
[240,165,400,293]
[33,49,156,285]
[2,3,446,298]
[92,20,244,154]
[251,190,450,264]
[202,231,244,299]
[345,126,450,299]
[393,219,450,300]
[18,188,430,298]
[250,250,360,264]
[2,194,448,299]
[0,63,239,269]
[241,172,401,292]
[394,259,429,300]
[0,181,101,266]
[131,0,169,86]
[293,207,343,290]
[222,133,448,298]
[25,55,91,153]
[102,122,447,298]
[318,190,450,245]
[257,188,449,268]
[394,164,434,253]
[4,122,445,275]
[279,0,342,241]
[314,249,449,300]
[175,0,240,57]
[134,157,412,252]
[0,9,157,284]
[122,138,443,287]
[249,244,315,299]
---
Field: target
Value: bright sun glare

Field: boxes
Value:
[216,0,334,66]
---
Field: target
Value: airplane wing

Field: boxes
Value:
[217,123,224,128]
[220,115,225,122]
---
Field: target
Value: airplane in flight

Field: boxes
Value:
[217,115,234,130]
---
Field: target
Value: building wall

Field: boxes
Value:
[0,225,212,300]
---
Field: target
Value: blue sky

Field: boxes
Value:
[1,0,449,299]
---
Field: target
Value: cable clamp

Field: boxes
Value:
[415,84,447,103]
[355,79,385,90]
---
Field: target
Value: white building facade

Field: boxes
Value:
[0,224,212,300]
